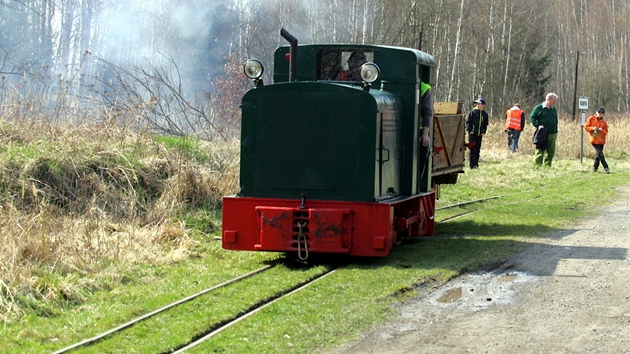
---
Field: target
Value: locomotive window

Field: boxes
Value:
[318,48,374,81]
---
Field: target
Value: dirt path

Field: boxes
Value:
[332,198,630,353]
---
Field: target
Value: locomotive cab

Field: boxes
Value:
[269,44,437,199]
[223,32,465,258]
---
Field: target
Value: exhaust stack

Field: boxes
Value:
[280,28,298,82]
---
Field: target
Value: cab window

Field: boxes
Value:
[318,48,373,81]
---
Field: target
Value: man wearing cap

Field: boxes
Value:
[529,93,558,167]
[584,108,610,173]
[505,103,525,152]
[465,98,489,169]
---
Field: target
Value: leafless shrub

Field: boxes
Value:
[89,53,247,141]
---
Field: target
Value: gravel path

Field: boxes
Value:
[332,196,630,353]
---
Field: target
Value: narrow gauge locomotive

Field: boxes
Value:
[222,29,466,259]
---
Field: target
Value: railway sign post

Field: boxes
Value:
[579,97,589,163]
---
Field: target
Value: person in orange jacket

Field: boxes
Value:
[583,108,610,173]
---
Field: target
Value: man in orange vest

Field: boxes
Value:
[505,103,525,152]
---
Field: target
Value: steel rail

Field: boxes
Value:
[436,189,541,211]
[52,265,274,354]
[436,195,500,210]
[172,268,338,353]
[437,195,542,224]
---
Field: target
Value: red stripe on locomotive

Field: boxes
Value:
[223,193,435,257]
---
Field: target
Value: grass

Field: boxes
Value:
[1,111,630,353]
[65,260,330,353]
[3,242,283,353]
[187,156,630,354]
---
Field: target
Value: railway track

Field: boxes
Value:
[52,261,337,353]
[53,191,555,353]
[435,173,592,224]
[435,190,543,224]
[173,268,337,353]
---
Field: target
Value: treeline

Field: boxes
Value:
[237,0,628,116]
[1,0,628,136]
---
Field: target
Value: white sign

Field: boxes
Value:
[578,97,589,110]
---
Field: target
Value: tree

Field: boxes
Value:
[2,0,630,125]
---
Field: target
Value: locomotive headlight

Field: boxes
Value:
[243,59,264,79]
[360,62,380,83]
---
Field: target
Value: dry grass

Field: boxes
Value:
[480,113,630,162]
[0,109,240,321]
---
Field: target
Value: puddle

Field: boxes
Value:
[497,274,519,283]
[433,272,530,308]
[437,287,463,303]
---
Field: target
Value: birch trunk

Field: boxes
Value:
[448,0,465,102]
[501,1,512,109]
[480,0,495,102]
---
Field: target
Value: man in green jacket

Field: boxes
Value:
[529,93,558,167]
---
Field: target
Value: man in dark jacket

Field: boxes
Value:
[465,98,489,169]
[529,93,558,167]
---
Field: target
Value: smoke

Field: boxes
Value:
[93,0,236,95]
[2,0,369,98]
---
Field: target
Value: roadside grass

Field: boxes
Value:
[2,114,630,353]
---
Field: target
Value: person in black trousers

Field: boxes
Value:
[584,108,610,173]
[466,98,489,169]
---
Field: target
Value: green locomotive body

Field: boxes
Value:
[223,32,466,258]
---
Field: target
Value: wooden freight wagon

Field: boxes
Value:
[432,101,466,192]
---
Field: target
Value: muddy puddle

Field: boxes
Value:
[433,272,535,309]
